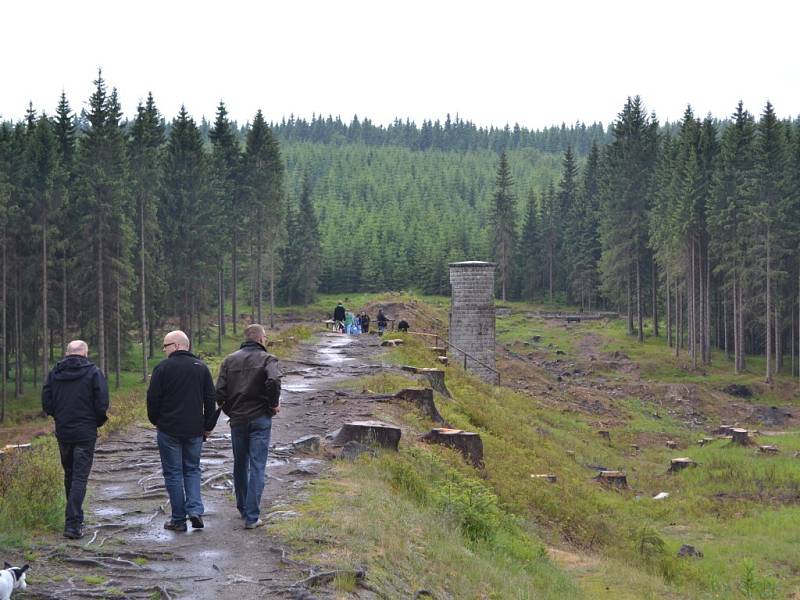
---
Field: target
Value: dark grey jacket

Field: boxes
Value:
[215,342,281,427]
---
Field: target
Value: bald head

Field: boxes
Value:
[163,330,190,356]
[244,324,267,345]
[66,340,88,357]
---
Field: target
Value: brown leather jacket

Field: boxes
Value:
[215,342,281,427]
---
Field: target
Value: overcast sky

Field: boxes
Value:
[2,0,798,129]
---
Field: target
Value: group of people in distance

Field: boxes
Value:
[332,302,409,335]
[42,323,281,539]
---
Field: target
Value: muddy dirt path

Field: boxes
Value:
[30,333,388,600]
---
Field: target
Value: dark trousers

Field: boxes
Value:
[58,439,97,530]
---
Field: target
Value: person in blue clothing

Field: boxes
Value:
[42,340,109,539]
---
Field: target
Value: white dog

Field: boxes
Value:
[0,562,29,600]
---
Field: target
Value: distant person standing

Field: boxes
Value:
[147,330,217,532]
[344,310,357,334]
[377,308,389,334]
[333,302,345,332]
[42,340,109,539]
[215,324,281,529]
[360,312,370,334]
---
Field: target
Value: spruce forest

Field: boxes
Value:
[1,73,799,417]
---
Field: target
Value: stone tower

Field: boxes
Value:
[448,261,496,383]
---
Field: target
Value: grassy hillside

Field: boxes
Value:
[271,295,800,599]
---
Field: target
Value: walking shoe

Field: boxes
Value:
[64,527,83,540]
[163,520,188,532]
[244,519,263,529]
[189,515,204,529]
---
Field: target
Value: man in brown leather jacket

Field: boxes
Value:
[215,324,281,529]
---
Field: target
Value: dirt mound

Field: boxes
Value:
[722,383,753,398]
[360,297,445,334]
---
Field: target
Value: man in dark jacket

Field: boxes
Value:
[215,324,281,529]
[147,330,216,532]
[333,302,345,332]
[42,340,109,539]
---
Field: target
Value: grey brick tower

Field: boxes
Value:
[448,261,496,383]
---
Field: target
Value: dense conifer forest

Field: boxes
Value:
[1,73,799,419]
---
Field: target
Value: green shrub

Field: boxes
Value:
[0,437,64,534]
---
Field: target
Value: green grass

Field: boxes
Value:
[356,324,800,598]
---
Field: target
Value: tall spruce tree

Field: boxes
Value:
[490,151,516,302]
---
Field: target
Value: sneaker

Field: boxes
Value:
[64,527,83,540]
[189,515,204,529]
[244,519,263,529]
[163,520,188,532]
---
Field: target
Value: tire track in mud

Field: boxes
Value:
[29,333,390,600]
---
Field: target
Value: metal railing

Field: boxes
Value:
[407,331,500,385]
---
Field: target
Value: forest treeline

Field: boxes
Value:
[490,97,800,383]
[0,74,798,419]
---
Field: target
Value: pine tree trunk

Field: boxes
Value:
[652,255,659,337]
[689,243,696,368]
[724,294,730,361]
[765,229,772,384]
[14,263,22,396]
[676,279,681,357]
[32,334,37,388]
[775,303,781,374]
[61,252,67,355]
[232,231,238,334]
[666,269,672,348]
[1,234,6,423]
[115,275,121,390]
[627,271,633,336]
[737,272,745,372]
[140,196,148,383]
[636,257,643,343]
[217,267,223,355]
[42,208,49,379]
[256,231,263,324]
[705,240,711,364]
[269,248,275,330]
[97,230,106,375]
[548,247,554,304]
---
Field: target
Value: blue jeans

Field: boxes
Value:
[230,415,272,525]
[157,430,204,524]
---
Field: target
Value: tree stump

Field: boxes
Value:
[731,428,752,445]
[333,421,401,450]
[531,474,557,483]
[401,367,452,398]
[422,428,484,468]
[598,430,611,441]
[666,440,678,449]
[394,388,446,424]
[716,425,735,437]
[381,338,404,347]
[429,346,447,355]
[595,470,628,488]
[669,457,697,473]
[436,356,448,365]
[698,437,714,446]
[759,445,779,454]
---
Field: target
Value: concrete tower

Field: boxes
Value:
[448,261,496,383]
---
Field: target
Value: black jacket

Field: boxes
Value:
[215,342,281,427]
[42,356,109,443]
[333,305,345,321]
[147,350,216,439]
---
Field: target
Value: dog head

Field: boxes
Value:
[2,562,29,590]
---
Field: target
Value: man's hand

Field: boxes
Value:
[273,406,280,414]
[203,431,213,439]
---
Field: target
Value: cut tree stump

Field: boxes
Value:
[669,457,698,472]
[595,470,628,488]
[429,346,447,354]
[666,440,678,449]
[333,421,401,450]
[716,425,735,436]
[598,430,611,441]
[381,338,404,347]
[759,445,779,454]
[698,438,714,446]
[531,474,557,483]
[422,428,484,468]
[731,428,752,445]
[393,388,446,424]
[437,356,448,365]
[402,366,451,398]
